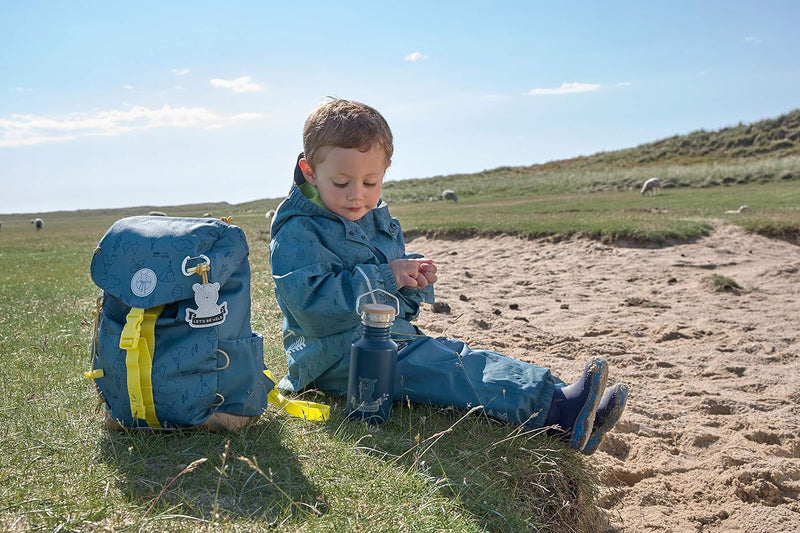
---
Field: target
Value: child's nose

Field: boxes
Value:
[347,184,364,200]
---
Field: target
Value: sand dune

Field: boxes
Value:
[407,223,800,532]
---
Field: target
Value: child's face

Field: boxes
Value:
[301,145,390,221]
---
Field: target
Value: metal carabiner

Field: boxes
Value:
[181,254,211,277]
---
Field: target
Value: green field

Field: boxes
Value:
[0,206,605,532]
[2,110,800,531]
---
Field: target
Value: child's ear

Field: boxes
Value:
[299,158,317,185]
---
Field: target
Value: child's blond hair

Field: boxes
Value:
[303,98,394,168]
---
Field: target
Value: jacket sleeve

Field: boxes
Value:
[270,221,400,338]
[395,285,432,322]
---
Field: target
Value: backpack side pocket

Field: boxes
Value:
[217,333,271,417]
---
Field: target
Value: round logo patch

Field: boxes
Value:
[131,268,158,297]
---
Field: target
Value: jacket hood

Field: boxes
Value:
[293,152,307,187]
[271,182,334,238]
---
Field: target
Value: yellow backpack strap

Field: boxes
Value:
[120,306,164,428]
[264,370,330,421]
[139,306,163,427]
[85,295,106,380]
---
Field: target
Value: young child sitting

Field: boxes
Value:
[269,98,628,454]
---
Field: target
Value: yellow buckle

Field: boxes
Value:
[84,369,105,380]
[119,308,144,350]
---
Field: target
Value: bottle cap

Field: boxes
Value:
[361,303,396,327]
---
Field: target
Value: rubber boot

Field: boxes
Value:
[545,357,608,450]
[582,383,629,455]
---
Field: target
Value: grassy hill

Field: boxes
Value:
[532,108,800,169]
[382,108,800,205]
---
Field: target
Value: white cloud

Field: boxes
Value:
[524,82,602,96]
[210,76,263,93]
[172,68,191,76]
[404,52,427,62]
[0,104,263,147]
[230,112,264,121]
[10,86,32,93]
[123,84,135,91]
[744,36,763,45]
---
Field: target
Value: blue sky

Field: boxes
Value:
[2,1,799,214]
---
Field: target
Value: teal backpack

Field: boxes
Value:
[86,216,328,430]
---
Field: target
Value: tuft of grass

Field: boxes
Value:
[705,274,745,295]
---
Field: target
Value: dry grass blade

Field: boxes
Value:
[143,458,208,517]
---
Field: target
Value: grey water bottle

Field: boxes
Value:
[347,291,399,424]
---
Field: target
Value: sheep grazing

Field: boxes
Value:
[202,212,213,217]
[725,205,751,214]
[0,220,3,230]
[442,189,458,202]
[640,177,662,195]
[266,210,276,219]
[30,218,44,230]
[148,211,167,217]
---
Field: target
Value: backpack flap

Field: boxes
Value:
[90,216,248,313]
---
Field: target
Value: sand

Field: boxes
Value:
[405,223,800,532]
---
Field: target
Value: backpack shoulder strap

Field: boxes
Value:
[119,306,164,428]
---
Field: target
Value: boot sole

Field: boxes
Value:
[569,358,609,450]
[582,383,629,455]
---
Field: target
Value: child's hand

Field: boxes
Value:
[415,259,438,286]
[389,259,421,289]
[389,258,437,289]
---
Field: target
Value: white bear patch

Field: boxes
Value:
[185,282,228,328]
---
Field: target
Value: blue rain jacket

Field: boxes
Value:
[270,166,557,428]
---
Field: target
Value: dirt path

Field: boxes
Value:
[406,224,800,532]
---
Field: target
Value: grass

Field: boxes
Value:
[381,154,800,204]
[0,214,604,532]
[388,180,800,247]
[704,274,745,295]
[2,174,797,530]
